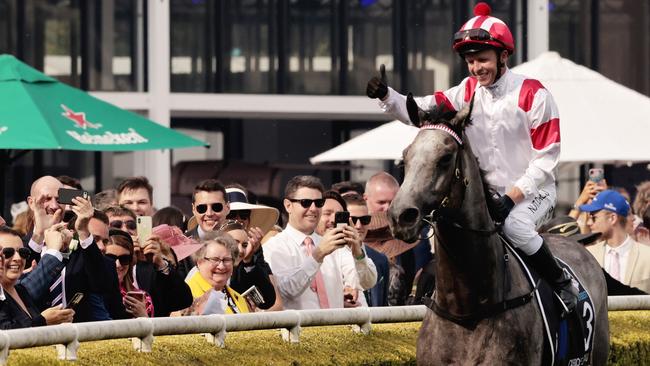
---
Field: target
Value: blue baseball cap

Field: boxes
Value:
[579,189,630,217]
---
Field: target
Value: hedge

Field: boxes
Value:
[6,311,650,365]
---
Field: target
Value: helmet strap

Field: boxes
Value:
[494,49,507,83]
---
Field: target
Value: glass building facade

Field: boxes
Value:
[0,0,648,215]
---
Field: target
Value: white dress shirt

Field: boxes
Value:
[263,224,348,310]
[605,235,633,281]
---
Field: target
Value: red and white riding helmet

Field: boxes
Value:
[453,2,515,56]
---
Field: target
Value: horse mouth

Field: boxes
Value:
[389,207,422,243]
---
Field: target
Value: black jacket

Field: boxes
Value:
[135,261,193,317]
[0,284,46,329]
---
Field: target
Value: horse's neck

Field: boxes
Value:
[433,147,505,316]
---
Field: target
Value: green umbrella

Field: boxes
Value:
[0,54,207,151]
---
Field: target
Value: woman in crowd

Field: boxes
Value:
[0,225,75,328]
[105,229,153,318]
[220,220,281,311]
[184,234,250,314]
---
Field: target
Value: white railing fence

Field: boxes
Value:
[1,296,649,364]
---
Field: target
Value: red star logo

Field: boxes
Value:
[61,104,101,129]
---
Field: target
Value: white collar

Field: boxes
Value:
[605,235,633,256]
[284,224,319,247]
[0,286,5,301]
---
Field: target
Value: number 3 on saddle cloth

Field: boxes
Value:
[507,243,596,366]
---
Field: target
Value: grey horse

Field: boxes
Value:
[388,100,609,365]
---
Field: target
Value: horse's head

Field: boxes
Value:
[389,94,473,242]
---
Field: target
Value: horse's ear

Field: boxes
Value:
[406,93,423,127]
[452,92,474,130]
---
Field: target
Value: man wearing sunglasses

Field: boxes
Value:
[264,176,370,310]
[367,3,574,313]
[343,193,390,308]
[314,191,377,308]
[187,179,230,242]
[581,190,650,294]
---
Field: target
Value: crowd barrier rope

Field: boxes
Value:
[1,295,648,364]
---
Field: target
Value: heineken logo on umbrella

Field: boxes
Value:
[61,104,148,145]
[61,104,102,129]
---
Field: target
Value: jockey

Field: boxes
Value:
[366,2,578,313]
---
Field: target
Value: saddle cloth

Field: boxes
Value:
[505,242,595,366]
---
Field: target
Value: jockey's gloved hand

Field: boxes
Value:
[366,64,388,99]
[492,194,515,222]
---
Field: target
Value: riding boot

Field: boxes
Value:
[527,239,578,314]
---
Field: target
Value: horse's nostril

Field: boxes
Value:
[398,208,420,226]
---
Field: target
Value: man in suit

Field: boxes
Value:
[581,189,650,293]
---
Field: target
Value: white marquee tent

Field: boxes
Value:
[310,52,650,164]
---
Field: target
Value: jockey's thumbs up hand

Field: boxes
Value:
[366,64,388,100]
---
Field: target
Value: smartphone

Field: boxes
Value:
[57,188,90,205]
[241,285,265,306]
[126,290,146,302]
[589,168,605,186]
[136,216,152,244]
[334,211,350,228]
[66,292,84,309]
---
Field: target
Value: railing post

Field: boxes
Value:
[130,318,154,352]
[56,324,80,360]
[351,307,372,335]
[0,332,9,365]
[280,310,301,343]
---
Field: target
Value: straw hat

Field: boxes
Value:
[226,188,279,234]
[153,224,202,261]
[364,211,419,259]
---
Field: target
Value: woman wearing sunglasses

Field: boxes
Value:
[0,226,75,329]
[105,230,153,318]
[368,2,576,313]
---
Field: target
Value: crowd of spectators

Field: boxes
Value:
[1,168,648,330]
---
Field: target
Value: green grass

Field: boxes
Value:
[7,311,650,365]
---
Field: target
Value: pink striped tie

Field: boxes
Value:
[303,236,330,309]
[609,249,621,282]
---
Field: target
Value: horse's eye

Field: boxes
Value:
[438,153,453,167]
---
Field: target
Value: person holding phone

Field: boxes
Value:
[105,230,153,318]
[0,226,75,329]
[263,176,365,310]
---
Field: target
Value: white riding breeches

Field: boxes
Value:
[502,183,556,255]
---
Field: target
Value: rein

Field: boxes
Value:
[418,123,534,329]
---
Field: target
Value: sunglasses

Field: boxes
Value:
[287,198,325,208]
[351,215,372,225]
[105,253,132,266]
[2,247,31,260]
[195,202,224,214]
[110,219,137,231]
[227,209,251,221]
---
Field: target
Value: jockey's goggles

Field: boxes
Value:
[453,28,506,48]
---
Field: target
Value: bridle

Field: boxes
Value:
[418,123,497,237]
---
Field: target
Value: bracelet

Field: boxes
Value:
[355,252,366,261]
